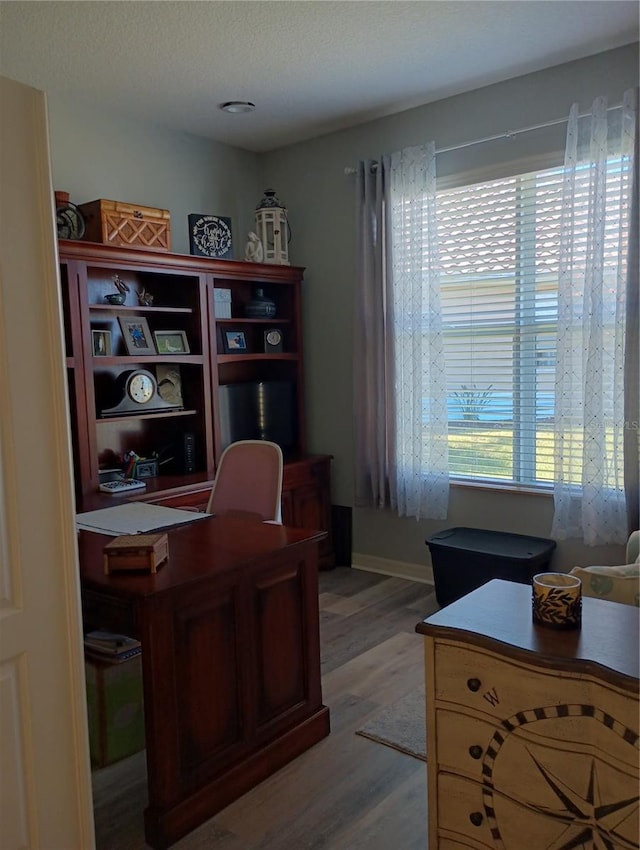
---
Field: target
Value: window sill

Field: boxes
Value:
[450,479,553,498]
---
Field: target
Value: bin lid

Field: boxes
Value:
[426,527,556,560]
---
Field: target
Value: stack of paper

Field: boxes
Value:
[76,502,211,536]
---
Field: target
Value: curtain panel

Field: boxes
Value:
[353,159,392,509]
[552,90,638,545]
[623,89,639,536]
[353,146,449,520]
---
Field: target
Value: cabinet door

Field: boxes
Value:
[282,457,333,568]
[247,547,323,739]
[145,572,245,805]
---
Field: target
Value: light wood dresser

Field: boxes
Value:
[416,579,639,849]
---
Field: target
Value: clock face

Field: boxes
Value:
[127,372,155,404]
[266,329,282,346]
[100,369,180,416]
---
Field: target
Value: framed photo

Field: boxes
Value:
[153,330,190,354]
[118,316,156,356]
[222,329,248,353]
[92,329,112,356]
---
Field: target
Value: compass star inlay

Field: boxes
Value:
[527,753,639,850]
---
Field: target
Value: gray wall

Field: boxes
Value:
[261,44,639,572]
[47,94,260,256]
[42,44,638,573]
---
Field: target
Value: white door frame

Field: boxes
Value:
[0,75,95,849]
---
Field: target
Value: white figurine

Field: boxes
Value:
[244,231,264,263]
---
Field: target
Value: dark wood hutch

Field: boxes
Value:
[58,239,333,568]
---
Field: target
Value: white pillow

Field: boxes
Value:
[569,563,640,608]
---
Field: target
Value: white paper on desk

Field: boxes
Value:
[76,502,211,536]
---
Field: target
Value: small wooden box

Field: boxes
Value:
[79,199,171,252]
[104,533,169,574]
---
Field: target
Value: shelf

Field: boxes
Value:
[97,409,198,424]
[216,317,292,325]
[90,304,193,314]
[92,355,204,366]
[217,353,298,364]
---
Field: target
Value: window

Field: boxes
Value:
[433,159,628,489]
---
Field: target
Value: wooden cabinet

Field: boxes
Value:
[416,579,639,849]
[59,240,334,566]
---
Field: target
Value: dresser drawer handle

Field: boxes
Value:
[469,811,484,827]
[467,677,481,692]
[468,745,483,760]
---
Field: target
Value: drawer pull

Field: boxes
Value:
[469,811,484,827]
[467,677,481,692]
[468,745,483,760]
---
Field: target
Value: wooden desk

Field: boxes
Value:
[416,579,639,849]
[79,515,330,849]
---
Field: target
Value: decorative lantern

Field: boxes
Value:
[255,189,290,265]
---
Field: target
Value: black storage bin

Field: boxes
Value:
[426,527,556,607]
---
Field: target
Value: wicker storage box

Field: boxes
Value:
[79,198,171,251]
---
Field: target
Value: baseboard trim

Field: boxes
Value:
[351,553,434,586]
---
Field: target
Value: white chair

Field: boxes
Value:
[206,440,283,523]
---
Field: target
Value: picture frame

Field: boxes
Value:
[153,330,190,355]
[188,213,233,259]
[92,329,112,356]
[118,316,156,356]
[222,329,248,353]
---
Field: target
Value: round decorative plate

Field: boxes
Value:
[189,215,233,259]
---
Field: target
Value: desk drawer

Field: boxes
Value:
[433,640,637,729]
[438,756,640,848]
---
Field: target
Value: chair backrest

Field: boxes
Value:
[206,440,283,522]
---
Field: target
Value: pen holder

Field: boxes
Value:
[532,572,582,629]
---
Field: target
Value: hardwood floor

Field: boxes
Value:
[92,567,439,850]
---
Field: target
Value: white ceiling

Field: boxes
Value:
[0,1,638,153]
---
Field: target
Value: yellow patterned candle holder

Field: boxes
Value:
[532,572,582,630]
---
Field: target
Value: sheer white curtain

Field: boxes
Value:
[353,144,449,520]
[552,90,638,545]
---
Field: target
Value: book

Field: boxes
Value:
[85,645,141,664]
[84,630,141,657]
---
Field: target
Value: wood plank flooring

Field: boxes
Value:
[92,567,439,850]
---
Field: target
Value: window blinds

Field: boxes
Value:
[435,159,627,488]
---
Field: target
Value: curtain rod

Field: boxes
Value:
[343,102,624,175]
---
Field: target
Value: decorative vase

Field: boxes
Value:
[245,288,276,318]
